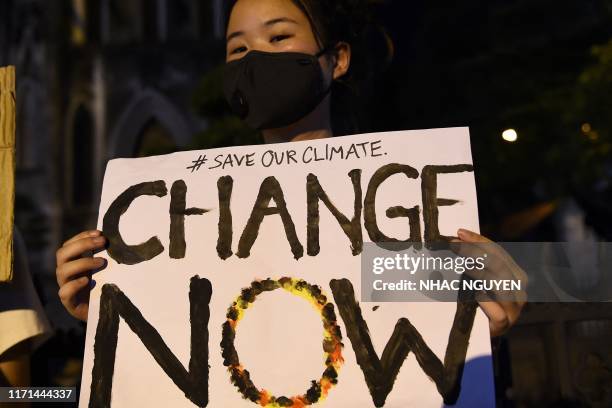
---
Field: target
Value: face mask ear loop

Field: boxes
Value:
[315,47,329,58]
[315,47,337,97]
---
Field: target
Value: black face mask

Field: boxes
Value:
[223,49,331,130]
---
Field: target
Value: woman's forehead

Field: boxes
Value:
[228,0,310,34]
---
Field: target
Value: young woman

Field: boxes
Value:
[55,0,524,337]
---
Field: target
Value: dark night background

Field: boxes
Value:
[1,0,611,407]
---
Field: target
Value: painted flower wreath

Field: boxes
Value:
[221,277,344,407]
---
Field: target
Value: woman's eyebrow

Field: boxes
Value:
[226,18,297,42]
[264,17,299,27]
[227,30,244,42]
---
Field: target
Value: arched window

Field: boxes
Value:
[71,106,94,206]
[134,119,177,157]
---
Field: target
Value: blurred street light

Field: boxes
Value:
[581,123,592,133]
[580,123,599,141]
[502,129,518,143]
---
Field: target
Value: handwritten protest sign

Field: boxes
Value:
[80,128,494,407]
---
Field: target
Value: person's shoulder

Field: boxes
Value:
[0,227,53,357]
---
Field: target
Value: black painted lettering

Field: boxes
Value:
[330,278,477,407]
[307,170,363,256]
[103,181,167,265]
[89,276,212,408]
[421,165,474,247]
[169,180,208,259]
[237,177,304,260]
[217,176,234,260]
[364,164,421,246]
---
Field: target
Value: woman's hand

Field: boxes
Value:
[55,230,107,322]
[455,229,527,337]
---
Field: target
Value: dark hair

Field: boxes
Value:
[225,0,393,135]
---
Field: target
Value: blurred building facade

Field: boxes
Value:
[0,0,226,330]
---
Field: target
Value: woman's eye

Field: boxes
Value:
[271,34,292,43]
[230,46,247,55]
